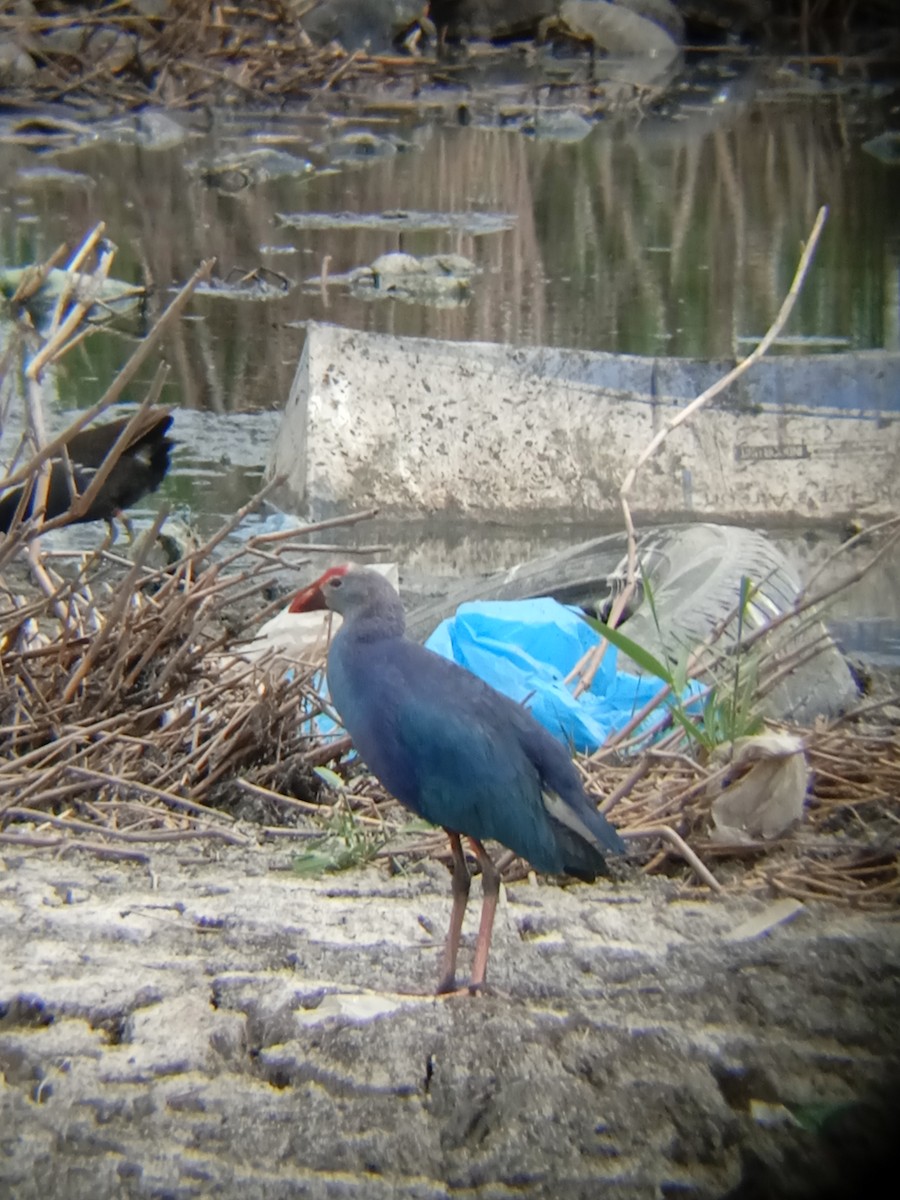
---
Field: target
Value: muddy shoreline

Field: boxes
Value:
[2,843,899,1199]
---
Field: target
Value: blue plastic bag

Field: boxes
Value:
[425,597,678,754]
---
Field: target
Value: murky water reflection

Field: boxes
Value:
[1,72,898,417]
[1,65,899,650]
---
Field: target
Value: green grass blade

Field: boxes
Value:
[583,615,675,684]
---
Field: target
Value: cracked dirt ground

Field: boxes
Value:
[1,845,898,1199]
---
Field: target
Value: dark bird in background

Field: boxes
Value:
[0,408,174,538]
[290,564,626,994]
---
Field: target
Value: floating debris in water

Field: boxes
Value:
[259,244,300,258]
[316,251,477,307]
[101,111,188,151]
[15,166,96,188]
[862,131,900,165]
[190,148,314,192]
[1,109,187,153]
[191,266,295,302]
[278,209,515,234]
[1,113,95,152]
[322,130,406,165]
[522,108,594,142]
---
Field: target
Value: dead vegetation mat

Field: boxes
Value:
[0,0,663,117]
[3,1,407,110]
[4,0,899,121]
[1,513,898,911]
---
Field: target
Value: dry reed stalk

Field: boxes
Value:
[571,206,829,703]
[0,234,389,860]
[2,2,662,114]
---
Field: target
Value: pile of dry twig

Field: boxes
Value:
[583,722,900,910]
[0,1,669,117]
[0,493,380,864]
[0,1,446,112]
[0,230,366,861]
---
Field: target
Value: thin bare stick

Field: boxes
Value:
[249,507,381,546]
[598,757,651,813]
[620,206,828,566]
[800,515,900,601]
[237,778,324,815]
[65,766,237,822]
[3,808,249,846]
[45,223,106,336]
[60,507,167,703]
[574,207,829,699]
[27,231,114,380]
[9,242,68,305]
[0,832,151,862]
[622,826,723,893]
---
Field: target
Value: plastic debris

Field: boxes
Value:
[709,732,810,841]
[233,563,399,671]
[425,596,689,753]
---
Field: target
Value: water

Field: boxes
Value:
[0,66,897,414]
[1,59,899,658]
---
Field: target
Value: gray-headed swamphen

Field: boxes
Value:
[0,408,174,537]
[290,564,626,994]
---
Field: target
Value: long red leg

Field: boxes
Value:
[468,838,501,993]
[436,830,470,994]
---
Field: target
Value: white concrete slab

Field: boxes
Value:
[268,323,900,524]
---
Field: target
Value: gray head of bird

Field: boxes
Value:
[288,564,405,634]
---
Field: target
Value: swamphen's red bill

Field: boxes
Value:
[292,563,626,995]
[288,567,347,613]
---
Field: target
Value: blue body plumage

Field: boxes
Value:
[290,564,626,991]
[328,630,624,878]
